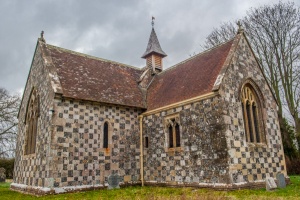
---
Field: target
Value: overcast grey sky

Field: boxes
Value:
[0,0,298,94]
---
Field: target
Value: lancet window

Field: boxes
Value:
[241,84,265,143]
[103,122,109,148]
[166,117,181,148]
[24,89,39,155]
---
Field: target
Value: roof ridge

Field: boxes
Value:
[46,43,143,71]
[157,38,235,76]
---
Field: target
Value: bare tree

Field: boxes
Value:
[203,22,236,49]
[203,2,300,149]
[0,88,20,158]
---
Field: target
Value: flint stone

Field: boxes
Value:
[266,177,277,191]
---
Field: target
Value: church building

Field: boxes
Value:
[11,21,288,195]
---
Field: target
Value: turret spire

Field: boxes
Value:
[142,17,167,58]
[142,17,167,73]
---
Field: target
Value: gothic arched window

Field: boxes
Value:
[103,122,108,148]
[166,117,181,148]
[25,89,39,155]
[241,84,265,143]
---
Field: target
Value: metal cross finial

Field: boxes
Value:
[237,21,244,33]
[152,16,155,27]
[237,21,242,29]
[40,30,46,42]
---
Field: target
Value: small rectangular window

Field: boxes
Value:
[145,136,149,148]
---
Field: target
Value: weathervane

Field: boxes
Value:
[152,16,155,27]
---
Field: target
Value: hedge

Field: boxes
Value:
[0,158,15,179]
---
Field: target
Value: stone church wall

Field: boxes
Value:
[13,42,143,193]
[142,95,230,186]
[50,99,142,188]
[219,36,287,184]
[12,34,288,195]
[13,43,56,188]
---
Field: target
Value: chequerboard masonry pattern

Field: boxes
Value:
[11,28,288,195]
[219,36,286,184]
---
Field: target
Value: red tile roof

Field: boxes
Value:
[42,38,234,110]
[45,44,146,108]
[146,39,234,110]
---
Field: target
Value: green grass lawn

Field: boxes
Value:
[1,176,300,200]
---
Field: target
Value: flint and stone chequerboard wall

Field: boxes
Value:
[140,36,286,188]
[50,99,142,188]
[219,37,286,184]
[11,28,288,195]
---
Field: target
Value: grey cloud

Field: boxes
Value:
[0,0,297,93]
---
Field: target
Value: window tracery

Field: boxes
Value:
[165,115,181,148]
[24,89,39,155]
[241,84,265,143]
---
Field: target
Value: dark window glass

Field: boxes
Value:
[145,137,149,148]
[103,122,108,148]
[241,102,248,142]
[253,105,260,143]
[169,126,173,148]
[246,101,254,142]
[27,117,33,154]
[175,123,180,147]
